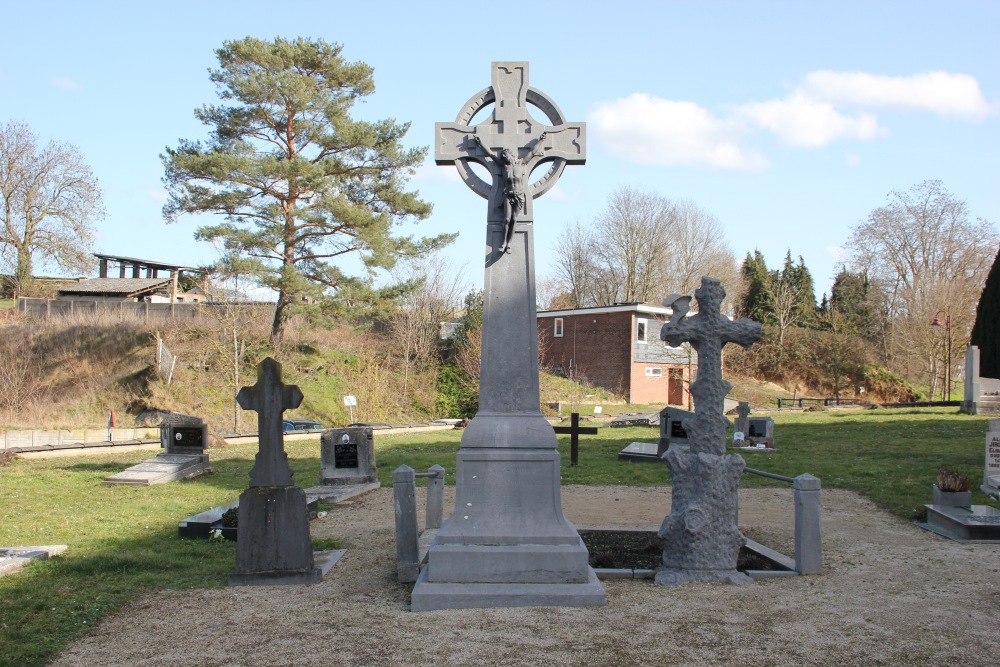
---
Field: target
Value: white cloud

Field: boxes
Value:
[802,70,992,117]
[51,77,82,92]
[738,92,885,148]
[589,93,767,170]
[543,184,582,202]
[411,161,462,183]
[146,187,168,204]
[825,245,848,262]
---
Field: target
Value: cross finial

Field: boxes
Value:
[237,357,303,487]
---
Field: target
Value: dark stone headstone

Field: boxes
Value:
[320,427,376,486]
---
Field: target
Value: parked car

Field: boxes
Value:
[282,418,325,432]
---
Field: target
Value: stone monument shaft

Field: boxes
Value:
[412,62,604,610]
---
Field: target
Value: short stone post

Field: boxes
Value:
[393,465,420,583]
[425,464,445,530]
[793,473,823,574]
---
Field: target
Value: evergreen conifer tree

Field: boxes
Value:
[970,245,1000,378]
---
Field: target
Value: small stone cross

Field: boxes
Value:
[662,278,762,456]
[236,357,303,487]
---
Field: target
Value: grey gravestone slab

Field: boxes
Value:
[656,279,762,587]
[658,406,693,456]
[412,62,604,611]
[0,545,67,578]
[746,417,774,448]
[229,358,324,586]
[610,412,659,427]
[921,504,1000,542]
[320,427,378,486]
[618,441,661,462]
[733,402,750,437]
[103,453,208,486]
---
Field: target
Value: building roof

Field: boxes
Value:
[538,303,673,318]
[57,278,172,297]
[93,253,202,273]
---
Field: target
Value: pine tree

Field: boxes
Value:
[739,250,772,321]
[162,37,455,348]
[971,245,1000,378]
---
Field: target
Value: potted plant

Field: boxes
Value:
[933,469,973,507]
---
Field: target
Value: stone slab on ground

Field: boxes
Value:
[103,453,209,486]
[918,504,1000,542]
[229,548,343,587]
[410,567,607,611]
[302,481,381,503]
[0,545,67,578]
[618,441,661,462]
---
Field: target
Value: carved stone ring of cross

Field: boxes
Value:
[450,86,569,201]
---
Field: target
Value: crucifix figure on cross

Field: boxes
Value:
[236,357,303,488]
[473,132,546,253]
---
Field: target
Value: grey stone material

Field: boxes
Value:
[229,357,323,586]
[425,464,445,530]
[933,484,972,507]
[393,465,420,583]
[0,545,67,578]
[793,473,823,574]
[658,406,693,455]
[618,441,661,462]
[414,62,604,610]
[733,402,750,437]
[320,427,377,486]
[744,417,775,449]
[921,504,1000,542]
[655,278,762,587]
[102,453,208,486]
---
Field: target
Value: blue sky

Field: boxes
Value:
[2,1,998,300]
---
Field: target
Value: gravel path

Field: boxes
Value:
[52,486,1000,667]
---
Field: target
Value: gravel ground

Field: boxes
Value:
[52,486,1000,667]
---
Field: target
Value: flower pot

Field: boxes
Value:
[933,484,972,507]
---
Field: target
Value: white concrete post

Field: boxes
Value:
[793,473,823,574]
[393,465,419,583]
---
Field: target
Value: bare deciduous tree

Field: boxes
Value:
[660,199,739,298]
[848,180,998,392]
[0,121,103,295]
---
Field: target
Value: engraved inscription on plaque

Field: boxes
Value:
[670,421,688,439]
[334,443,359,469]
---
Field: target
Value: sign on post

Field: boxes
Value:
[343,395,357,423]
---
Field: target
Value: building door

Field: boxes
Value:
[668,369,684,405]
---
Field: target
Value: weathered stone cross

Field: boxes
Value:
[236,357,303,487]
[662,278,762,456]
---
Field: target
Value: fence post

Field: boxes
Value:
[425,464,445,530]
[793,473,823,574]
[393,465,420,583]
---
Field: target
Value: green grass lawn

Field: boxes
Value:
[0,407,995,666]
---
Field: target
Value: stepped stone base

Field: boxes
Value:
[410,567,606,611]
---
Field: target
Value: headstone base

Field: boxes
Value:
[230,485,317,585]
[918,504,1000,543]
[103,453,209,486]
[654,568,753,586]
[410,566,606,611]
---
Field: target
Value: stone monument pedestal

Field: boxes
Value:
[229,486,324,586]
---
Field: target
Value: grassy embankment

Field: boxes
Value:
[0,406,994,666]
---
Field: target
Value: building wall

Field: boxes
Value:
[539,311,633,398]
[539,309,695,405]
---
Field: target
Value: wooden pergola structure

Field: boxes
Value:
[94,254,203,304]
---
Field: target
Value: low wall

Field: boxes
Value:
[0,427,160,450]
[17,298,274,322]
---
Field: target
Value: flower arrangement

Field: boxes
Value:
[936,468,972,493]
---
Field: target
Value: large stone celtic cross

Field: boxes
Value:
[435,62,585,253]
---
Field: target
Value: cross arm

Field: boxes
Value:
[532,123,586,165]
[436,123,486,165]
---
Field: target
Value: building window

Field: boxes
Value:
[645,367,662,377]
[554,317,564,338]
[637,318,648,343]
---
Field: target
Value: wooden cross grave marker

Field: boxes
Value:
[552,412,599,466]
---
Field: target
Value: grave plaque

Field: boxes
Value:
[658,406,693,456]
[320,427,376,486]
[746,417,775,449]
[985,419,1000,496]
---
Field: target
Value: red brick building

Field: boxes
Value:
[537,303,697,406]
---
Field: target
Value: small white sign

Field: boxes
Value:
[733,431,745,442]
[343,395,358,407]
[593,406,603,414]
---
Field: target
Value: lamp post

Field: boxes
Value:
[931,312,953,401]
